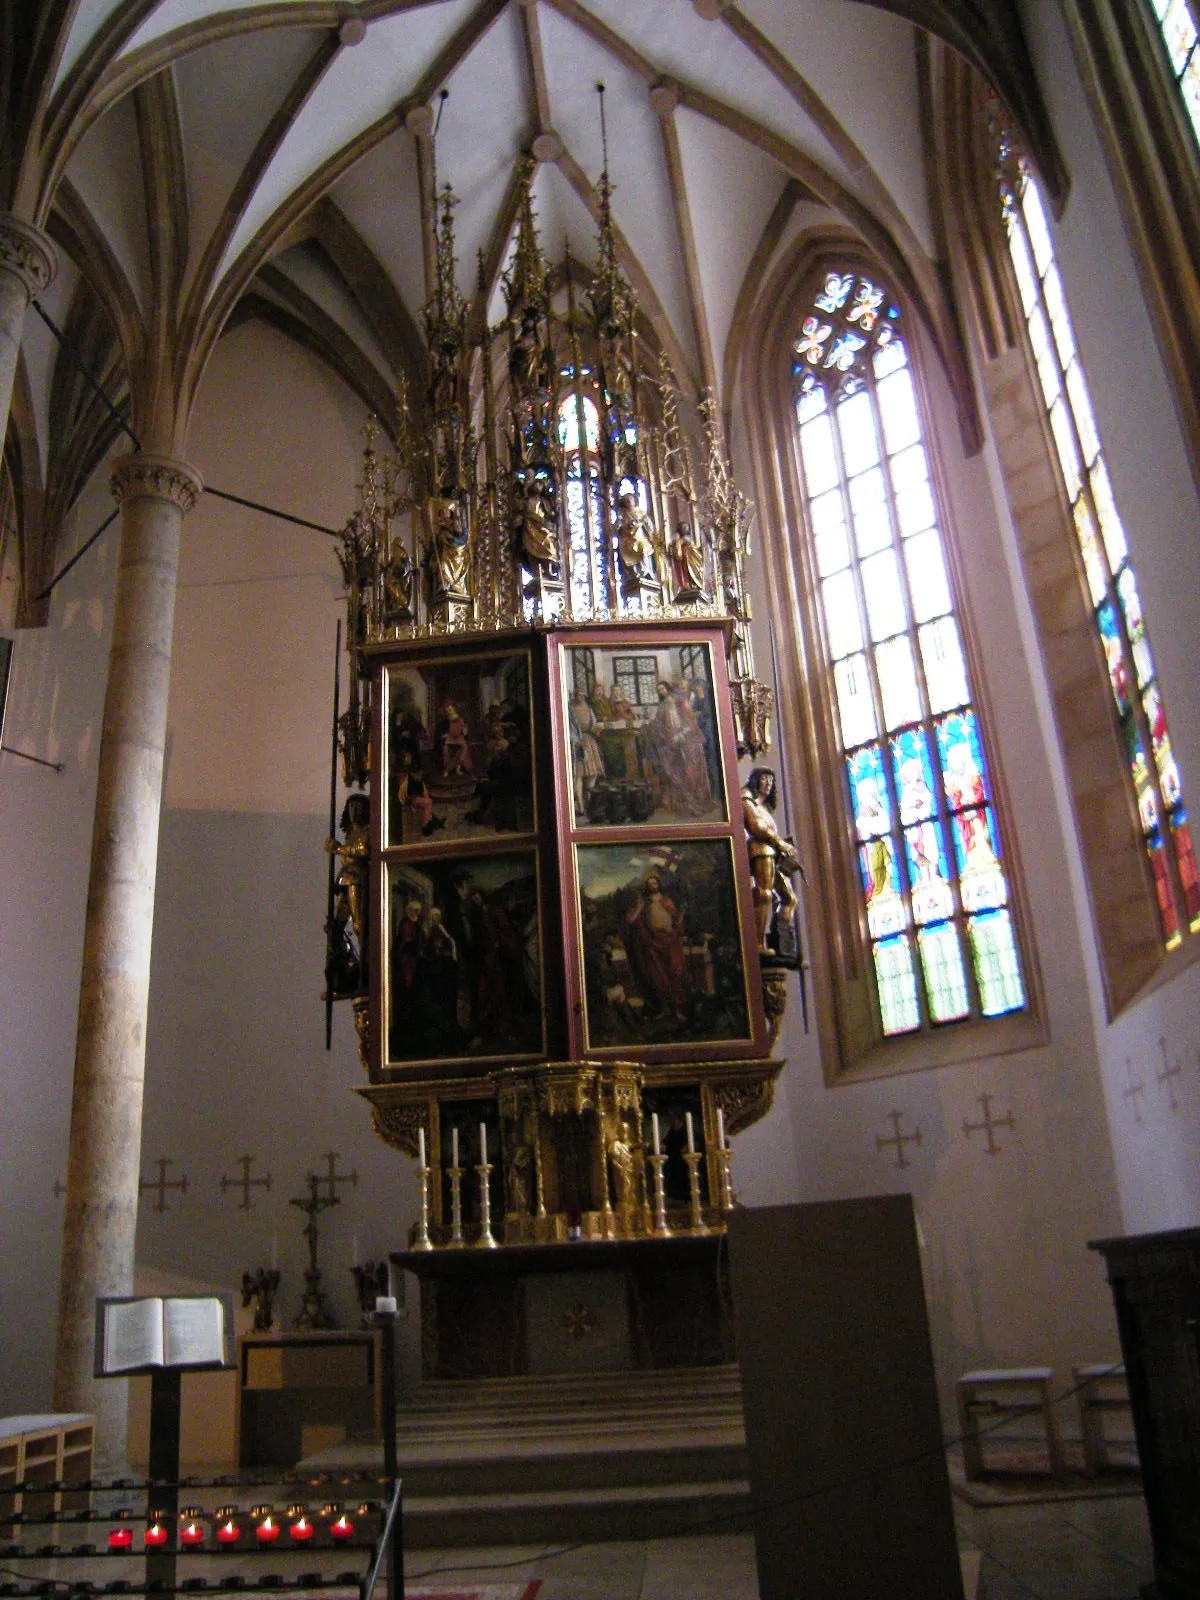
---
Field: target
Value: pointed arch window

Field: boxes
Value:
[997,157,1200,947]
[792,271,1026,1037]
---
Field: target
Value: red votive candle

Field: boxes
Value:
[216,1519,240,1546]
[179,1519,204,1548]
[329,1515,354,1542]
[288,1515,314,1544]
[255,1515,281,1546]
[107,1527,133,1552]
[144,1522,168,1549]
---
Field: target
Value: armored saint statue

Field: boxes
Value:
[742,767,802,951]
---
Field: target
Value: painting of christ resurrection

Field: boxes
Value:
[576,839,750,1051]
[563,642,725,828]
[387,851,544,1066]
[386,652,534,846]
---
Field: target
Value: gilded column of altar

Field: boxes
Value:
[0,214,57,447]
[53,453,203,1467]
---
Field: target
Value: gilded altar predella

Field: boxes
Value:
[322,147,803,1248]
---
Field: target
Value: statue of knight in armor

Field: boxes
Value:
[742,767,803,956]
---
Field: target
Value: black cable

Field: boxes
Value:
[0,744,63,772]
[34,508,119,601]
[31,301,142,453]
[205,487,340,539]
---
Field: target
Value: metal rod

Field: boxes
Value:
[1,744,63,772]
[360,1475,404,1600]
[31,300,142,452]
[206,485,341,537]
[34,507,119,600]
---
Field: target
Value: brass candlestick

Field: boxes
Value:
[684,1150,708,1233]
[476,1162,497,1248]
[447,1166,465,1246]
[647,1153,671,1237]
[719,1145,735,1211]
[413,1161,433,1251]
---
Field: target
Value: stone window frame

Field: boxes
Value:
[742,230,1047,1084]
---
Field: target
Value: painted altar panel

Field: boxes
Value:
[561,640,727,828]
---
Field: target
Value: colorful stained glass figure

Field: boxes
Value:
[1170,813,1200,924]
[796,268,1027,1035]
[558,392,600,454]
[968,910,1025,1015]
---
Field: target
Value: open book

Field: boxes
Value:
[100,1296,228,1374]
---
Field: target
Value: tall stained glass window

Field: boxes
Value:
[792,271,1026,1036]
[1149,0,1200,138]
[998,159,1200,947]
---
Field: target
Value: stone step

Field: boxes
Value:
[301,1364,750,1547]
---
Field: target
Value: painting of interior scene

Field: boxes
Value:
[578,839,750,1050]
[387,852,543,1064]
[386,653,534,845]
[564,642,725,828]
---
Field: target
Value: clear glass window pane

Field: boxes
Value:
[906,529,952,622]
[1073,498,1109,607]
[849,467,892,556]
[801,414,839,495]
[1089,459,1129,570]
[1049,396,1083,498]
[1007,220,1041,315]
[1065,360,1100,466]
[1021,180,1055,275]
[877,368,921,454]
[1027,306,1062,408]
[861,549,907,642]
[968,910,1025,1015]
[917,923,970,1022]
[811,488,850,576]
[1042,264,1076,369]
[836,391,879,475]
[920,615,970,713]
[834,653,877,747]
[874,937,921,1034]
[876,635,922,729]
[822,570,864,659]
[1163,0,1196,70]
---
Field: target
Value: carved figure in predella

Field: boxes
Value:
[565,643,725,829]
[578,840,750,1050]
[387,851,543,1065]
[387,655,534,846]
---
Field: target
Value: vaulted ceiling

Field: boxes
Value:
[1,0,1058,616]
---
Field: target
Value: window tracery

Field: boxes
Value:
[792,271,1026,1036]
[1150,0,1200,137]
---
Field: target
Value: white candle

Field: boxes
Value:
[686,1112,695,1153]
[652,1112,661,1155]
[418,1125,426,1167]
[452,1126,459,1169]
[375,1295,397,1315]
[717,1107,726,1149]
[480,1121,487,1165]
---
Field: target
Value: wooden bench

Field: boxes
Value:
[956,1368,1066,1480]
[1073,1363,1133,1474]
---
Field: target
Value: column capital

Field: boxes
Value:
[110,452,204,515]
[0,214,58,300]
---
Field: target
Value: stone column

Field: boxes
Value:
[0,214,57,448]
[53,453,202,1468]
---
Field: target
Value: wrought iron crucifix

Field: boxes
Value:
[140,1157,189,1213]
[962,1093,1016,1156]
[290,1173,340,1329]
[221,1154,273,1209]
[1156,1037,1182,1113]
[876,1111,921,1170]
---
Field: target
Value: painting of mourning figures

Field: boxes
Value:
[578,840,750,1049]
[386,653,534,846]
[387,853,544,1064]
[565,643,725,828]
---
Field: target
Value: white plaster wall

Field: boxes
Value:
[1019,0,1200,1234]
